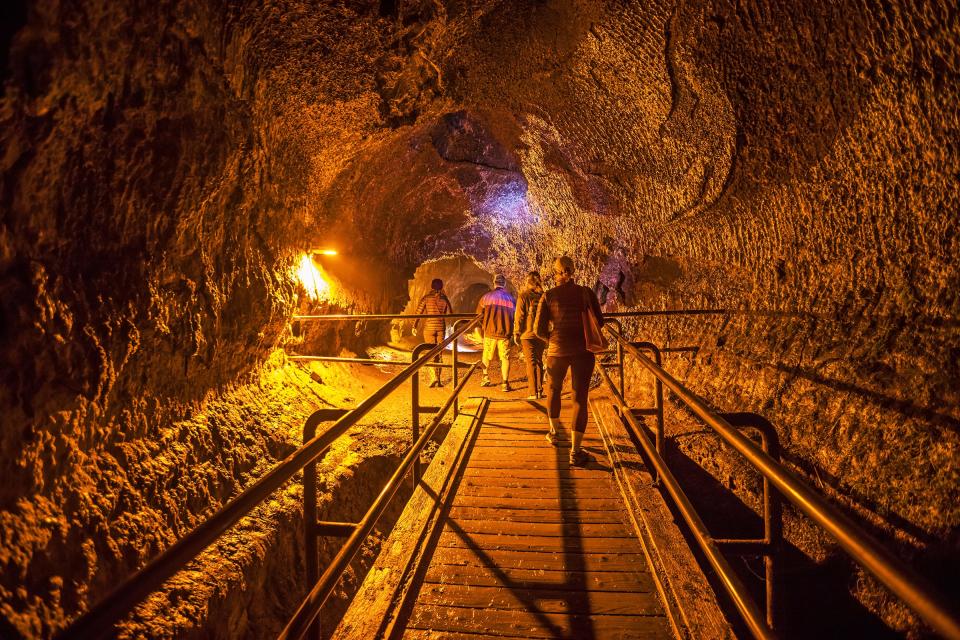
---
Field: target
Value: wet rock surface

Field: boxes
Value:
[1,0,958,637]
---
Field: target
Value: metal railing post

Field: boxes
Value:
[410,343,435,489]
[302,409,349,640]
[451,319,470,419]
[631,341,665,483]
[719,412,783,630]
[604,319,626,401]
[411,347,421,488]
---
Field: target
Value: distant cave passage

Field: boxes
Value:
[454,282,491,314]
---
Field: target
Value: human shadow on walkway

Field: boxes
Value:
[389,405,633,638]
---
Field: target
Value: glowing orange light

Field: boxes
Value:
[312,249,338,256]
[296,254,330,301]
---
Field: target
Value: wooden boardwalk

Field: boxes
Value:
[335,396,728,640]
[399,400,672,639]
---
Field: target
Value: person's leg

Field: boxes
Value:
[427,331,442,385]
[522,339,537,396]
[499,338,511,388]
[481,337,494,385]
[569,353,597,463]
[533,339,546,396]
[546,356,570,443]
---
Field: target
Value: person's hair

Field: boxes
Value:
[431,278,443,291]
[554,256,574,275]
[526,271,541,288]
[494,274,506,287]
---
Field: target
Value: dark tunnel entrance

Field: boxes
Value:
[453,281,491,314]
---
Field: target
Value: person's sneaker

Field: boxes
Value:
[569,449,590,467]
[480,378,494,387]
[501,382,512,392]
[546,428,559,446]
[526,394,538,401]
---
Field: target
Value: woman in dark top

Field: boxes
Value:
[534,256,604,466]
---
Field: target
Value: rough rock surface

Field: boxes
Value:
[1,0,957,637]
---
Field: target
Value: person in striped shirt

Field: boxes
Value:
[413,279,453,387]
[476,274,516,391]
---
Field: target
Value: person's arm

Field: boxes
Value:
[441,294,452,315]
[534,292,551,341]
[514,294,527,341]
[587,286,604,326]
[414,297,426,333]
[475,297,486,336]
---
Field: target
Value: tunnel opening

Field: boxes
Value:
[396,254,512,353]
[454,281,492,314]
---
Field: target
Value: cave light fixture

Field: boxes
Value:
[311,248,338,256]
[296,253,331,301]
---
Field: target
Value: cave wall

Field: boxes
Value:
[1,0,958,636]
[433,1,960,631]
[0,1,407,636]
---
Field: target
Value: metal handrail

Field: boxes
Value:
[596,357,777,640]
[603,309,809,318]
[287,355,471,368]
[292,310,730,322]
[292,308,812,322]
[58,316,480,640]
[281,359,482,640]
[603,325,960,640]
[294,313,476,321]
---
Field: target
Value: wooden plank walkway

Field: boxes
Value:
[404,399,672,639]
[334,395,734,640]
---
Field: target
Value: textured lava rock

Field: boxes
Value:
[1,0,958,637]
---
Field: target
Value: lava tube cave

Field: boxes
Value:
[1,1,958,639]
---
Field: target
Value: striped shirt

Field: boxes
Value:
[534,281,604,357]
[477,287,516,338]
[415,291,452,335]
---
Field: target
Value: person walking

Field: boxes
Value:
[514,271,546,400]
[477,274,516,392]
[413,278,452,387]
[534,256,604,466]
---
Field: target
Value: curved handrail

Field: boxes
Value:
[603,325,960,640]
[596,361,776,639]
[280,360,482,640]
[58,316,481,640]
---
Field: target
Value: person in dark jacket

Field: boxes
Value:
[477,274,516,391]
[414,278,452,387]
[534,256,604,466]
[514,271,545,400]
